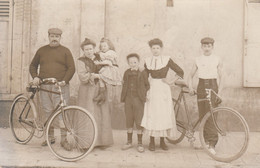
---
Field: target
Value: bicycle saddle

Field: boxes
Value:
[175,79,188,88]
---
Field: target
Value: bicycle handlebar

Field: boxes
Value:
[29,78,64,87]
[197,89,222,104]
[41,78,57,84]
[27,78,64,94]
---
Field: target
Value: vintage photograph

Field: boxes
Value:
[0,0,259,167]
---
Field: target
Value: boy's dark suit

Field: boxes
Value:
[121,69,149,129]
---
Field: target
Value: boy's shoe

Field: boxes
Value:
[137,144,145,153]
[208,146,216,155]
[41,138,55,146]
[121,142,133,150]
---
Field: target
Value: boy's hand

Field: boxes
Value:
[94,61,100,65]
[189,88,196,96]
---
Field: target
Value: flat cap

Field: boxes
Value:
[201,37,214,44]
[48,28,62,35]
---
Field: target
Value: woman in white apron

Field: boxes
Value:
[141,38,184,151]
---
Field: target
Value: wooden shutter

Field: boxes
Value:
[0,0,9,19]
[243,1,260,87]
[0,0,11,94]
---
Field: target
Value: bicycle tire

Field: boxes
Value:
[167,99,186,144]
[199,107,249,162]
[9,94,35,144]
[46,106,98,162]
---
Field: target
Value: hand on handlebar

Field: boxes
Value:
[32,77,41,86]
[57,81,66,87]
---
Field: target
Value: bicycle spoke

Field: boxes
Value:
[200,108,249,162]
[47,107,97,161]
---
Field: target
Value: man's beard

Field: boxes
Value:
[49,41,60,47]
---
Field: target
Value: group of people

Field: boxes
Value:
[29,28,222,154]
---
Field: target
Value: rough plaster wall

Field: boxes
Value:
[105,0,244,87]
[30,0,82,99]
[105,0,260,130]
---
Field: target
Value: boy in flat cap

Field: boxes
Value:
[29,28,75,150]
[188,37,223,154]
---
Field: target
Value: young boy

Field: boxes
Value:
[121,53,149,153]
[188,37,223,154]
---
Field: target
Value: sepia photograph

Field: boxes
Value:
[0,0,259,167]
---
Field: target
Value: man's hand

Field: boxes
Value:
[32,77,41,86]
[58,81,66,87]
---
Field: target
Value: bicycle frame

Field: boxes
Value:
[174,87,224,136]
[173,90,204,132]
[19,80,71,134]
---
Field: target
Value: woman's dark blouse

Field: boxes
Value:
[144,59,184,79]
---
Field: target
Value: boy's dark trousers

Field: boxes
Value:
[125,95,144,130]
[197,78,219,147]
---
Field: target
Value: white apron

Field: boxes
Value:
[141,77,177,137]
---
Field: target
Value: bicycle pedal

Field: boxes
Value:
[24,118,34,123]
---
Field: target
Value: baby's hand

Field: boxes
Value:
[146,91,150,102]
[94,61,100,64]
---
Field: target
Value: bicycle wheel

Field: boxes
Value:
[167,99,186,144]
[46,106,97,162]
[9,94,35,144]
[199,107,249,162]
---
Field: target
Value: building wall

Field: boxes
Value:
[105,0,260,130]
[1,0,260,130]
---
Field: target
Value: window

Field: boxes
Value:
[0,0,10,20]
[167,0,174,7]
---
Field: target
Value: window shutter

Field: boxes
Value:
[0,0,9,18]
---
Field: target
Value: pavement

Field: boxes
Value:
[0,128,260,168]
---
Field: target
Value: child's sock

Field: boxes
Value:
[137,134,143,144]
[127,132,133,144]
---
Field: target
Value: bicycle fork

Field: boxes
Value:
[206,89,226,136]
[57,85,72,134]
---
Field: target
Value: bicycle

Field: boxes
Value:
[166,80,249,163]
[9,78,98,162]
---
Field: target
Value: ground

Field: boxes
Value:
[0,128,260,168]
